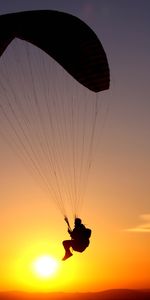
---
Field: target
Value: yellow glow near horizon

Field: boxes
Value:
[33,255,59,278]
[9,241,66,292]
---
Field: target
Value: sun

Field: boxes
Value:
[33,255,59,278]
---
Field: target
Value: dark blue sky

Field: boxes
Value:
[1,0,150,227]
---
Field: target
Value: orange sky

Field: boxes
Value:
[0,136,150,292]
[0,0,150,293]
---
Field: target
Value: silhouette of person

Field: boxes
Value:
[62,217,91,261]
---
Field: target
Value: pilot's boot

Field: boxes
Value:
[62,250,73,261]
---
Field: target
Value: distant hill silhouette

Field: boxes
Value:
[0,289,150,300]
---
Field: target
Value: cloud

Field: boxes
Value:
[126,214,150,232]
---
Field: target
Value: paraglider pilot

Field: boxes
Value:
[62,217,91,261]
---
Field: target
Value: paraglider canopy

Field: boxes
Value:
[0,9,110,218]
[0,9,110,92]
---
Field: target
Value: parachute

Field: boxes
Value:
[0,10,110,218]
[0,10,109,92]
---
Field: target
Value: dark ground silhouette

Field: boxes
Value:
[0,289,150,300]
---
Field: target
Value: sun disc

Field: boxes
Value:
[33,255,58,278]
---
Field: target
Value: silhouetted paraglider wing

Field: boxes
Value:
[0,10,110,92]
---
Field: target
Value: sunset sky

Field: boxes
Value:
[0,0,150,294]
